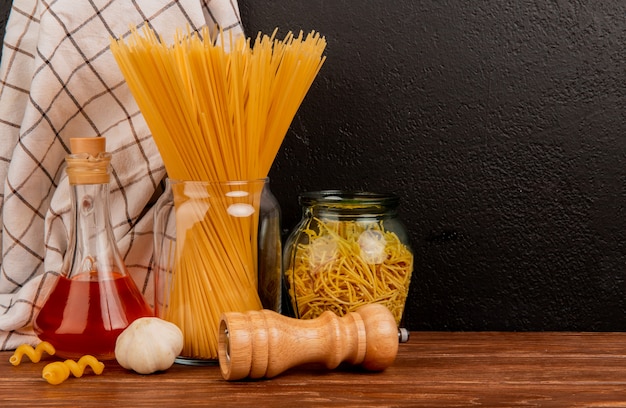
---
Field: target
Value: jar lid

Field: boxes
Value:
[299,190,399,212]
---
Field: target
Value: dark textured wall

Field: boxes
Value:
[240,1,626,331]
[1,1,625,331]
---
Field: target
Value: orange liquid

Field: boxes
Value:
[34,272,153,360]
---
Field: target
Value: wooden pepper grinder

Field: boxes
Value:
[218,303,400,381]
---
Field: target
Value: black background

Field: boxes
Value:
[2,1,625,331]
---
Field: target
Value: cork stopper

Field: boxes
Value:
[70,137,106,156]
[66,137,110,185]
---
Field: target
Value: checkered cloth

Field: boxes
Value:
[0,0,243,350]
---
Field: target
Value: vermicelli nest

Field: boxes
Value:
[285,219,413,325]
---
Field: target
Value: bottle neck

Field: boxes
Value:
[71,182,114,237]
[64,151,124,280]
[66,181,121,279]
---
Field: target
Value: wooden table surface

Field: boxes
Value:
[2,332,626,407]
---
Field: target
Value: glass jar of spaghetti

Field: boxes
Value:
[152,178,282,365]
[283,190,413,326]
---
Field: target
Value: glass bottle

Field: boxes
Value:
[283,190,414,326]
[152,178,282,364]
[34,137,153,360]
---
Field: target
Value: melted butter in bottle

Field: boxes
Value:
[34,137,153,360]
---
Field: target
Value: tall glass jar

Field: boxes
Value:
[283,191,414,326]
[152,178,282,365]
[258,183,282,313]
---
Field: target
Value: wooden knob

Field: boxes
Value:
[218,303,399,381]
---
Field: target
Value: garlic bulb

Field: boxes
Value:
[115,317,183,374]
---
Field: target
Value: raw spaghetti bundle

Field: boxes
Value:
[110,25,326,180]
[110,26,326,360]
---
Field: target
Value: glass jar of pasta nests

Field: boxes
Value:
[283,190,414,326]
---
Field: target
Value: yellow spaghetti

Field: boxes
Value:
[285,219,413,325]
[110,26,326,360]
[110,26,326,180]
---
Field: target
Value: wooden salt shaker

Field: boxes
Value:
[218,303,400,381]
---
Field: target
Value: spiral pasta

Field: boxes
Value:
[42,355,105,385]
[9,342,56,366]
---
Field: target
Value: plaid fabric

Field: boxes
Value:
[0,0,243,350]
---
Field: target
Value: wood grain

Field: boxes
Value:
[2,332,626,407]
